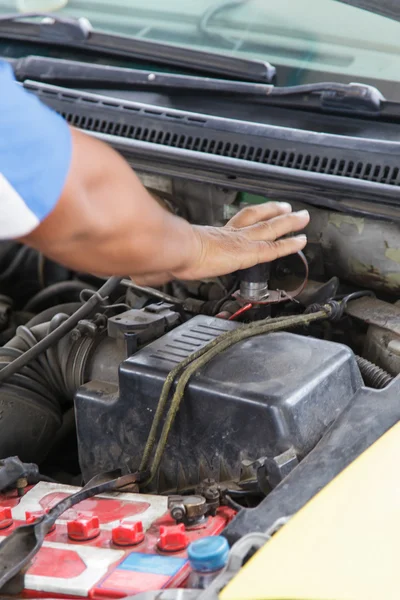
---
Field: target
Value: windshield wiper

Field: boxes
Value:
[11,55,386,117]
[336,0,400,22]
[0,12,275,83]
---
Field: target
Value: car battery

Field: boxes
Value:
[0,482,235,598]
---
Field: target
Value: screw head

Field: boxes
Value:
[70,329,82,341]
[171,506,185,522]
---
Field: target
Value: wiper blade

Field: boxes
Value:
[0,12,275,83]
[12,55,385,116]
[335,0,400,22]
[0,11,92,41]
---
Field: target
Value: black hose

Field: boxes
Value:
[224,494,245,512]
[23,281,95,313]
[25,303,81,328]
[356,356,393,389]
[306,291,376,322]
[0,276,122,385]
[0,246,30,281]
[336,290,376,314]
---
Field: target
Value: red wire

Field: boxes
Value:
[228,303,253,321]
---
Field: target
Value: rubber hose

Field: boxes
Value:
[25,303,81,328]
[0,246,30,281]
[0,276,122,384]
[0,316,97,463]
[356,355,393,389]
[23,281,94,313]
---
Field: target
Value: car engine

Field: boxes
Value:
[0,179,398,594]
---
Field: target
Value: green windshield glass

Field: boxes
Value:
[2,0,400,90]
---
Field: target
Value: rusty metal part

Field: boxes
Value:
[195,479,221,516]
[234,251,309,306]
[345,297,400,337]
[347,297,400,377]
[300,204,400,295]
[168,495,208,526]
[16,478,28,498]
[364,322,400,378]
[345,296,400,377]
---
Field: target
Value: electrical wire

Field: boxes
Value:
[0,276,122,385]
[228,302,253,321]
[335,290,375,314]
[224,494,245,512]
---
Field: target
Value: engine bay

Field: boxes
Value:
[0,179,399,595]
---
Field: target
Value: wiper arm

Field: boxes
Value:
[0,12,275,83]
[12,55,385,116]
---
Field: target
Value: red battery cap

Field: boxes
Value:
[112,520,145,546]
[25,510,55,533]
[67,514,100,541]
[158,523,188,552]
[0,507,13,529]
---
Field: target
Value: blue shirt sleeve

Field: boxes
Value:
[0,60,72,237]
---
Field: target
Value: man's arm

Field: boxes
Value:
[22,128,309,281]
[0,60,309,280]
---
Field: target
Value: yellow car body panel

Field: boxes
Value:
[221,422,400,600]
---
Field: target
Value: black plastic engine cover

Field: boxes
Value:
[75,316,362,491]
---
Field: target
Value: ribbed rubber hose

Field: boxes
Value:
[356,356,393,389]
[0,276,122,385]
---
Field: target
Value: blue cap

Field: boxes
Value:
[188,536,229,573]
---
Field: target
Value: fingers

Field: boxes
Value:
[236,235,308,271]
[259,234,308,262]
[242,209,310,242]
[227,202,292,229]
[131,273,173,286]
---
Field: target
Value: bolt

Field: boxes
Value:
[16,477,27,497]
[70,328,82,341]
[388,339,400,357]
[170,506,185,522]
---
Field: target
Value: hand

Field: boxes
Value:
[172,202,309,281]
[133,202,309,285]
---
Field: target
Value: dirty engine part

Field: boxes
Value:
[75,315,362,493]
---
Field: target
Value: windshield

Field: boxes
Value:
[1,0,400,92]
